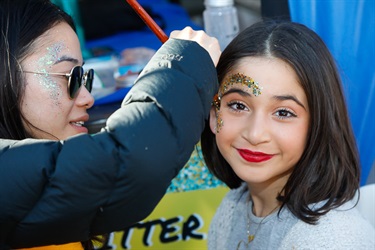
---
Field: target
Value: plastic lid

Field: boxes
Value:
[204,0,234,7]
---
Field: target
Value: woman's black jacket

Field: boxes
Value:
[0,38,218,248]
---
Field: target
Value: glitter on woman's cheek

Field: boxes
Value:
[35,42,65,105]
[35,74,62,102]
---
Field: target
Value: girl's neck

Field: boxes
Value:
[247,182,283,217]
[246,170,290,216]
[250,197,280,217]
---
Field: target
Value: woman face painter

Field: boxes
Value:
[20,22,94,140]
[0,0,221,248]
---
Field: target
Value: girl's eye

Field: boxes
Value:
[227,101,248,112]
[275,108,297,119]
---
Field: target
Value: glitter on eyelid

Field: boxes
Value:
[212,73,262,110]
[211,73,262,132]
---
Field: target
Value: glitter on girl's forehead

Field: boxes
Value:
[35,42,65,104]
[219,73,262,97]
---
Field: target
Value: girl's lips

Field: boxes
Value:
[237,149,274,163]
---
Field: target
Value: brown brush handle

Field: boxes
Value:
[126,0,168,43]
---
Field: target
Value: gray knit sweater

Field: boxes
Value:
[208,183,375,249]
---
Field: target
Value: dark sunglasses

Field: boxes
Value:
[23,66,94,99]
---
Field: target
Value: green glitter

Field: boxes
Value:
[167,142,226,193]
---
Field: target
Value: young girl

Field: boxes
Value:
[201,20,375,249]
[0,0,220,249]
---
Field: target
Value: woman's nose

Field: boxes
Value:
[76,86,95,109]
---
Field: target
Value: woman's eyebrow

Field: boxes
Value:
[273,94,306,110]
[54,55,79,65]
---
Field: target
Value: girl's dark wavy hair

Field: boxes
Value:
[201,20,360,224]
[0,0,106,247]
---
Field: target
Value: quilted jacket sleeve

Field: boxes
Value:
[0,38,218,248]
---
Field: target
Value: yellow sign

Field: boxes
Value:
[97,143,228,250]
[101,187,228,250]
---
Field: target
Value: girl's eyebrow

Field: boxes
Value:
[222,89,307,110]
[221,88,251,98]
[54,55,79,65]
[273,95,306,110]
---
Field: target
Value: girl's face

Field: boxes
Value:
[210,57,309,189]
[21,22,94,140]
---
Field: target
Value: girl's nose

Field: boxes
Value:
[243,113,271,145]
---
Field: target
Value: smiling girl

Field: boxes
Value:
[202,20,374,249]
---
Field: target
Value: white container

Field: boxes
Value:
[203,0,239,50]
[85,55,119,88]
[84,55,119,99]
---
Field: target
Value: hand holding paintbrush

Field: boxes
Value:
[126,0,221,66]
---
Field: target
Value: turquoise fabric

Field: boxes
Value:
[51,0,91,58]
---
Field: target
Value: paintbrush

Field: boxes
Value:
[126,0,169,43]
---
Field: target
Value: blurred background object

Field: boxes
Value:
[203,0,240,50]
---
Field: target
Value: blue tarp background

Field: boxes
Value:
[289,0,375,185]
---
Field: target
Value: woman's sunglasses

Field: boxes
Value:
[23,66,94,99]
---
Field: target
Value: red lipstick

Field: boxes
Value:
[237,149,274,163]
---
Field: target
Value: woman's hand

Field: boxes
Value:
[170,26,221,67]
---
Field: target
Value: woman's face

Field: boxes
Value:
[210,56,310,189]
[21,22,94,140]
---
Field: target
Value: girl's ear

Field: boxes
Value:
[209,107,217,134]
